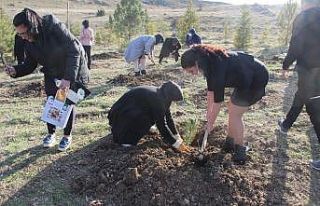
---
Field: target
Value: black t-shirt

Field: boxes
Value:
[206,51,268,103]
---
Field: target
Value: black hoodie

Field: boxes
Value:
[108,81,184,147]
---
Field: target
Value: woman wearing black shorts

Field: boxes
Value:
[181,44,269,164]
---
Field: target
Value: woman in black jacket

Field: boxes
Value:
[108,81,190,153]
[4,8,89,151]
[181,44,269,164]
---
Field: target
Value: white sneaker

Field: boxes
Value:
[58,136,72,151]
[278,119,289,135]
[149,125,157,133]
[43,134,56,148]
[121,144,133,147]
[310,160,320,171]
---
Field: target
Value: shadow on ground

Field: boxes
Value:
[265,73,295,205]
[2,132,265,205]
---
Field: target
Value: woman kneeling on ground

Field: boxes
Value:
[108,81,190,153]
[181,44,269,164]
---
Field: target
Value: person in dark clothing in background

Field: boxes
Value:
[108,81,191,153]
[181,44,269,164]
[185,28,202,48]
[4,8,89,151]
[14,34,26,64]
[277,0,320,170]
[159,37,181,64]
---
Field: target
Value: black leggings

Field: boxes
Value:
[45,75,75,136]
[83,45,91,70]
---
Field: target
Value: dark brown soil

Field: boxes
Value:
[107,68,182,88]
[8,81,45,98]
[65,69,317,206]
[91,52,123,60]
[69,125,269,206]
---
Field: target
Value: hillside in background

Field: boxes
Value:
[70,0,222,7]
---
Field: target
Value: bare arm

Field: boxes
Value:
[206,91,222,133]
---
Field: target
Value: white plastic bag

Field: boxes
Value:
[41,90,74,128]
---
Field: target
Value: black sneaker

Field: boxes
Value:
[135,71,141,76]
[222,136,235,153]
[233,144,247,165]
[141,70,146,75]
[278,119,289,135]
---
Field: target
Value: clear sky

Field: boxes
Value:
[204,0,299,5]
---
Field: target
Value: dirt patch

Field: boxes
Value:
[91,52,123,61]
[107,68,182,88]
[69,125,271,206]
[190,89,207,109]
[76,110,109,119]
[5,81,45,98]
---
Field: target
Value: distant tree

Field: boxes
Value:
[109,0,148,42]
[277,0,298,46]
[177,0,199,42]
[234,6,252,51]
[95,27,117,47]
[223,17,231,44]
[70,23,81,37]
[171,18,178,35]
[96,8,106,17]
[145,12,157,35]
[259,25,270,46]
[198,1,203,11]
[0,8,14,53]
[108,15,113,28]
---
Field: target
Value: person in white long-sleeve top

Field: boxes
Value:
[80,20,94,70]
[124,34,164,76]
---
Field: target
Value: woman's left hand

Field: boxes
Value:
[59,79,70,90]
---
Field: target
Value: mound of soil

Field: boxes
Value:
[92,52,122,61]
[70,126,268,205]
[8,81,45,98]
[107,69,182,88]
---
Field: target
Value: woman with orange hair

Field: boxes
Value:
[181,45,269,164]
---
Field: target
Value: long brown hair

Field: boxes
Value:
[181,44,229,76]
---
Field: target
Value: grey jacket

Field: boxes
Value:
[14,15,89,83]
[124,35,156,63]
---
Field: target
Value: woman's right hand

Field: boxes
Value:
[4,66,16,77]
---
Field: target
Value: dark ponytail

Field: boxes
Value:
[13,8,42,36]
